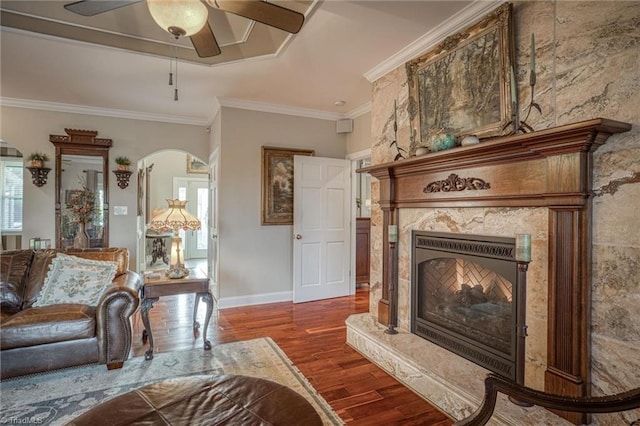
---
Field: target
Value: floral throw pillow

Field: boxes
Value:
[33,253,118,307]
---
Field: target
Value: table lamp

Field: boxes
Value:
[149,199,201,278]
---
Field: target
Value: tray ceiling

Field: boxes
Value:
[1,1,486,123]
[0,0,314,65]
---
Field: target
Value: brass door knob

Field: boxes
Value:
[295,234,302,240]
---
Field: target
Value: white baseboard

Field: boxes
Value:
[217,291,292,309]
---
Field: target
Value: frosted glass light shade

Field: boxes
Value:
[147,0,208,37]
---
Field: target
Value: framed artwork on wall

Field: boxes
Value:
[187,154,208,174]
[406,2,515,153]
[261,146,314,225]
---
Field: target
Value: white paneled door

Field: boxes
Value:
[174,178,208,260]
[293,156,351,303]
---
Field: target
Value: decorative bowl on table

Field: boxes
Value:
[167,267,190,279]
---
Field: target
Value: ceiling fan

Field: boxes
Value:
[63,0,305,58]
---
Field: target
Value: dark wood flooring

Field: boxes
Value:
[130,287,452,425]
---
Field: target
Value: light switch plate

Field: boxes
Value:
[114,206,128,215]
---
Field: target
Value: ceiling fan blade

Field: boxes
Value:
[64,0,142,16]
[209,0,304,34]
[190,22,222,58]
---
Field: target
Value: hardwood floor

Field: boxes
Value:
[131,287,453,425]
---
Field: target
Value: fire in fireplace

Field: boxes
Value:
[411,231,525,381]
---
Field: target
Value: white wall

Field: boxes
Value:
[0,106,209,269]
[217,107,346,305]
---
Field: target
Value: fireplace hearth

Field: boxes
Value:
[412,231,523,380]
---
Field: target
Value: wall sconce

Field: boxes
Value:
[113,169,133,189]
[26,166,51,187]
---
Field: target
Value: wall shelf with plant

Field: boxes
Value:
[114,156,131,171]
[113,156,133,189]
[27,152,50,168]
[25,152,51,186]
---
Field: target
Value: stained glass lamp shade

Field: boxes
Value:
[149,199,201,278]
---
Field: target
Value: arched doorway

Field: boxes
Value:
[137,150,208,273]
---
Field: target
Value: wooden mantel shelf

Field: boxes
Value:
[360,118,631,425]
[360,118,631,209]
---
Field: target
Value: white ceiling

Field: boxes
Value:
[0,1,501,125]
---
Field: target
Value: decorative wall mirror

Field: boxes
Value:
[406,2,514,153]
[50,129,112,249]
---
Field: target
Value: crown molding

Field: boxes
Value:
[0,97,211,126]
[0,95,370,127]
[363,0,504,82]
[346,148,371,161]
[346,102,371,120]
[217,97,344,121]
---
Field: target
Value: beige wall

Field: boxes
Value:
[145,150,207,214]
[0,106,209,268]
[0,104,355,302]
[209,108,221,154]
[346,111,372,155]
[216,107,346,305]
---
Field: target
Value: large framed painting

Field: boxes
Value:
[261,146,314,225]
[406,3,515,152]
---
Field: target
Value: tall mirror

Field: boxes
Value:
[50,129,112,248]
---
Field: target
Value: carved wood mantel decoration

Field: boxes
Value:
[424,173,491,193]
[359,118,631,425]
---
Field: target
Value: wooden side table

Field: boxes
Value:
[141,268,213,360]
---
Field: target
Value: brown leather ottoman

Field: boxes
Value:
[68,374,324,425]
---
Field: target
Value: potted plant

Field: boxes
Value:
[115,156,131,171]
[27,152,49,168]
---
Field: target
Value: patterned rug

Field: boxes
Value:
[0,337,343,425]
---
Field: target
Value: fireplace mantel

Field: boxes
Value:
[360,118,631,424]
[361,118,631,208]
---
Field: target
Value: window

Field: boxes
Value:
[195,187,208,250]
[357,158,371,218]
[1,158,23,232]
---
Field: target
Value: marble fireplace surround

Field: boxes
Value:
[349,118,631,424]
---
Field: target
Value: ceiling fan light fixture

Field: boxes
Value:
[147,0,208,37]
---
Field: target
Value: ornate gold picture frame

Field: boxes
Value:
[406,3,514,152]
[187,154,208,174]
[261,146,314,225]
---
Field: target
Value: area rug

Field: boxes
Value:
[0,337,343,425]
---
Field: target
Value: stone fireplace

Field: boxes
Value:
[347,119,632,424]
